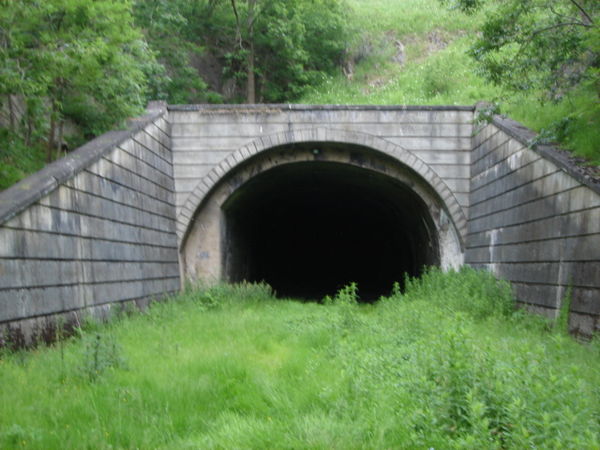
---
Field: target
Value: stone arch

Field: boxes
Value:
[176,127,468,247]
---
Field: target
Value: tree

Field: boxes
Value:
[0,0,157,164]
[132,0,213,104]
[224,0,349,102]
[229,0,261,103]
[134,0,349,104]
[441,0,599,101]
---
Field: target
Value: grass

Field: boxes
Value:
[301,0,600,166]
[302,37,501,106]
[1,268,599,448]
[344,0,482,37]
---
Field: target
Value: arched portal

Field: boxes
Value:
[179,136,465,301]
[223,161,438,300]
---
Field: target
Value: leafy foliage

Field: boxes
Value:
[197,0,350,102]
[1,0,351,188]
[303,0,599,164]
[447,0,599,101]
[132,0,214,104]
[132,0,349,104]
[0,0,159,182]
[445,0,599,162]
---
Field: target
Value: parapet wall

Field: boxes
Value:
[467,116,600,335]
[0,103,180,344]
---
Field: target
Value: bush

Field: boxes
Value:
[399,266,515,319]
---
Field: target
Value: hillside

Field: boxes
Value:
[301,0,600,167]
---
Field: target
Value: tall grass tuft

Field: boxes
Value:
[398,266,515,319]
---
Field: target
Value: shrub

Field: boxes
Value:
[401,266,515,319]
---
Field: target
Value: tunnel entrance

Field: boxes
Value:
[222,161,439,301]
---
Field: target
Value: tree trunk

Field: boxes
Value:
[231,0,259,103]
[25,108,33,147]
[246,0,257,103]
[247,37,256,103]
[7,95,16,133]
[55,120,64,160]
[47,106,56,163]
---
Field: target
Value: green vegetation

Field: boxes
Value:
[0,0,348,189]
[2,269,599,448]
[0,0,160,189]
[301,0,600,165]
[1,0,598,190]
[132,0,349,104]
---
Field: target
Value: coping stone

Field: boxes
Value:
[490,115,600,195]
[0,104,167,226]
[168,104,476,112]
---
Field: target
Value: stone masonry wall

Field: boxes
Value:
[1,102,598,340]
[0,103,180,344]
[169,105,474,224]
[467,116,600,336]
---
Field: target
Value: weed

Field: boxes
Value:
[322,282,359,306]
[0,424,39,448]
[555,284,573,335]
[399,266,515,319]
[79,333,126,382]
[300,0,599,164]
[0,326,26,351]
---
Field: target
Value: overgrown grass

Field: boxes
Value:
[345,0,482,37]
[301,0,600,165]
[1,268,599,448]
[303,37,501,106]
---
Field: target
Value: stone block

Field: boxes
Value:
[570,286,600,315]
[412,150,471,166]
[0,285,91,321]
[171,136,249,152]
[0,260,83,289]
[569,311,599,337]
[429,164,470,180]
[173,164,213,180]
[512,282,560,309]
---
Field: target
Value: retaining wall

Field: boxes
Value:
[467,116,600,335]
[0,103,180,344]
[0,102,598,341]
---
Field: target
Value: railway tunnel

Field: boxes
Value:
[3,103,600,339]
[223,162,439,300]
[179,141,464,302]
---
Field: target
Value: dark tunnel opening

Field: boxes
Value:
[222,161,439,301]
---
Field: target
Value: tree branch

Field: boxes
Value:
[527,21,593,40]
[548,5,574,24]
[510,21,584,70]
[248,0,270,30]
[230,0,243,49]
[568,0,594,25]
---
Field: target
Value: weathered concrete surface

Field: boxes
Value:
[172,105,471,300]
[169,105,474,235]
[0,102,180,344]
[0,102,599,339]
[467,114,600,336]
